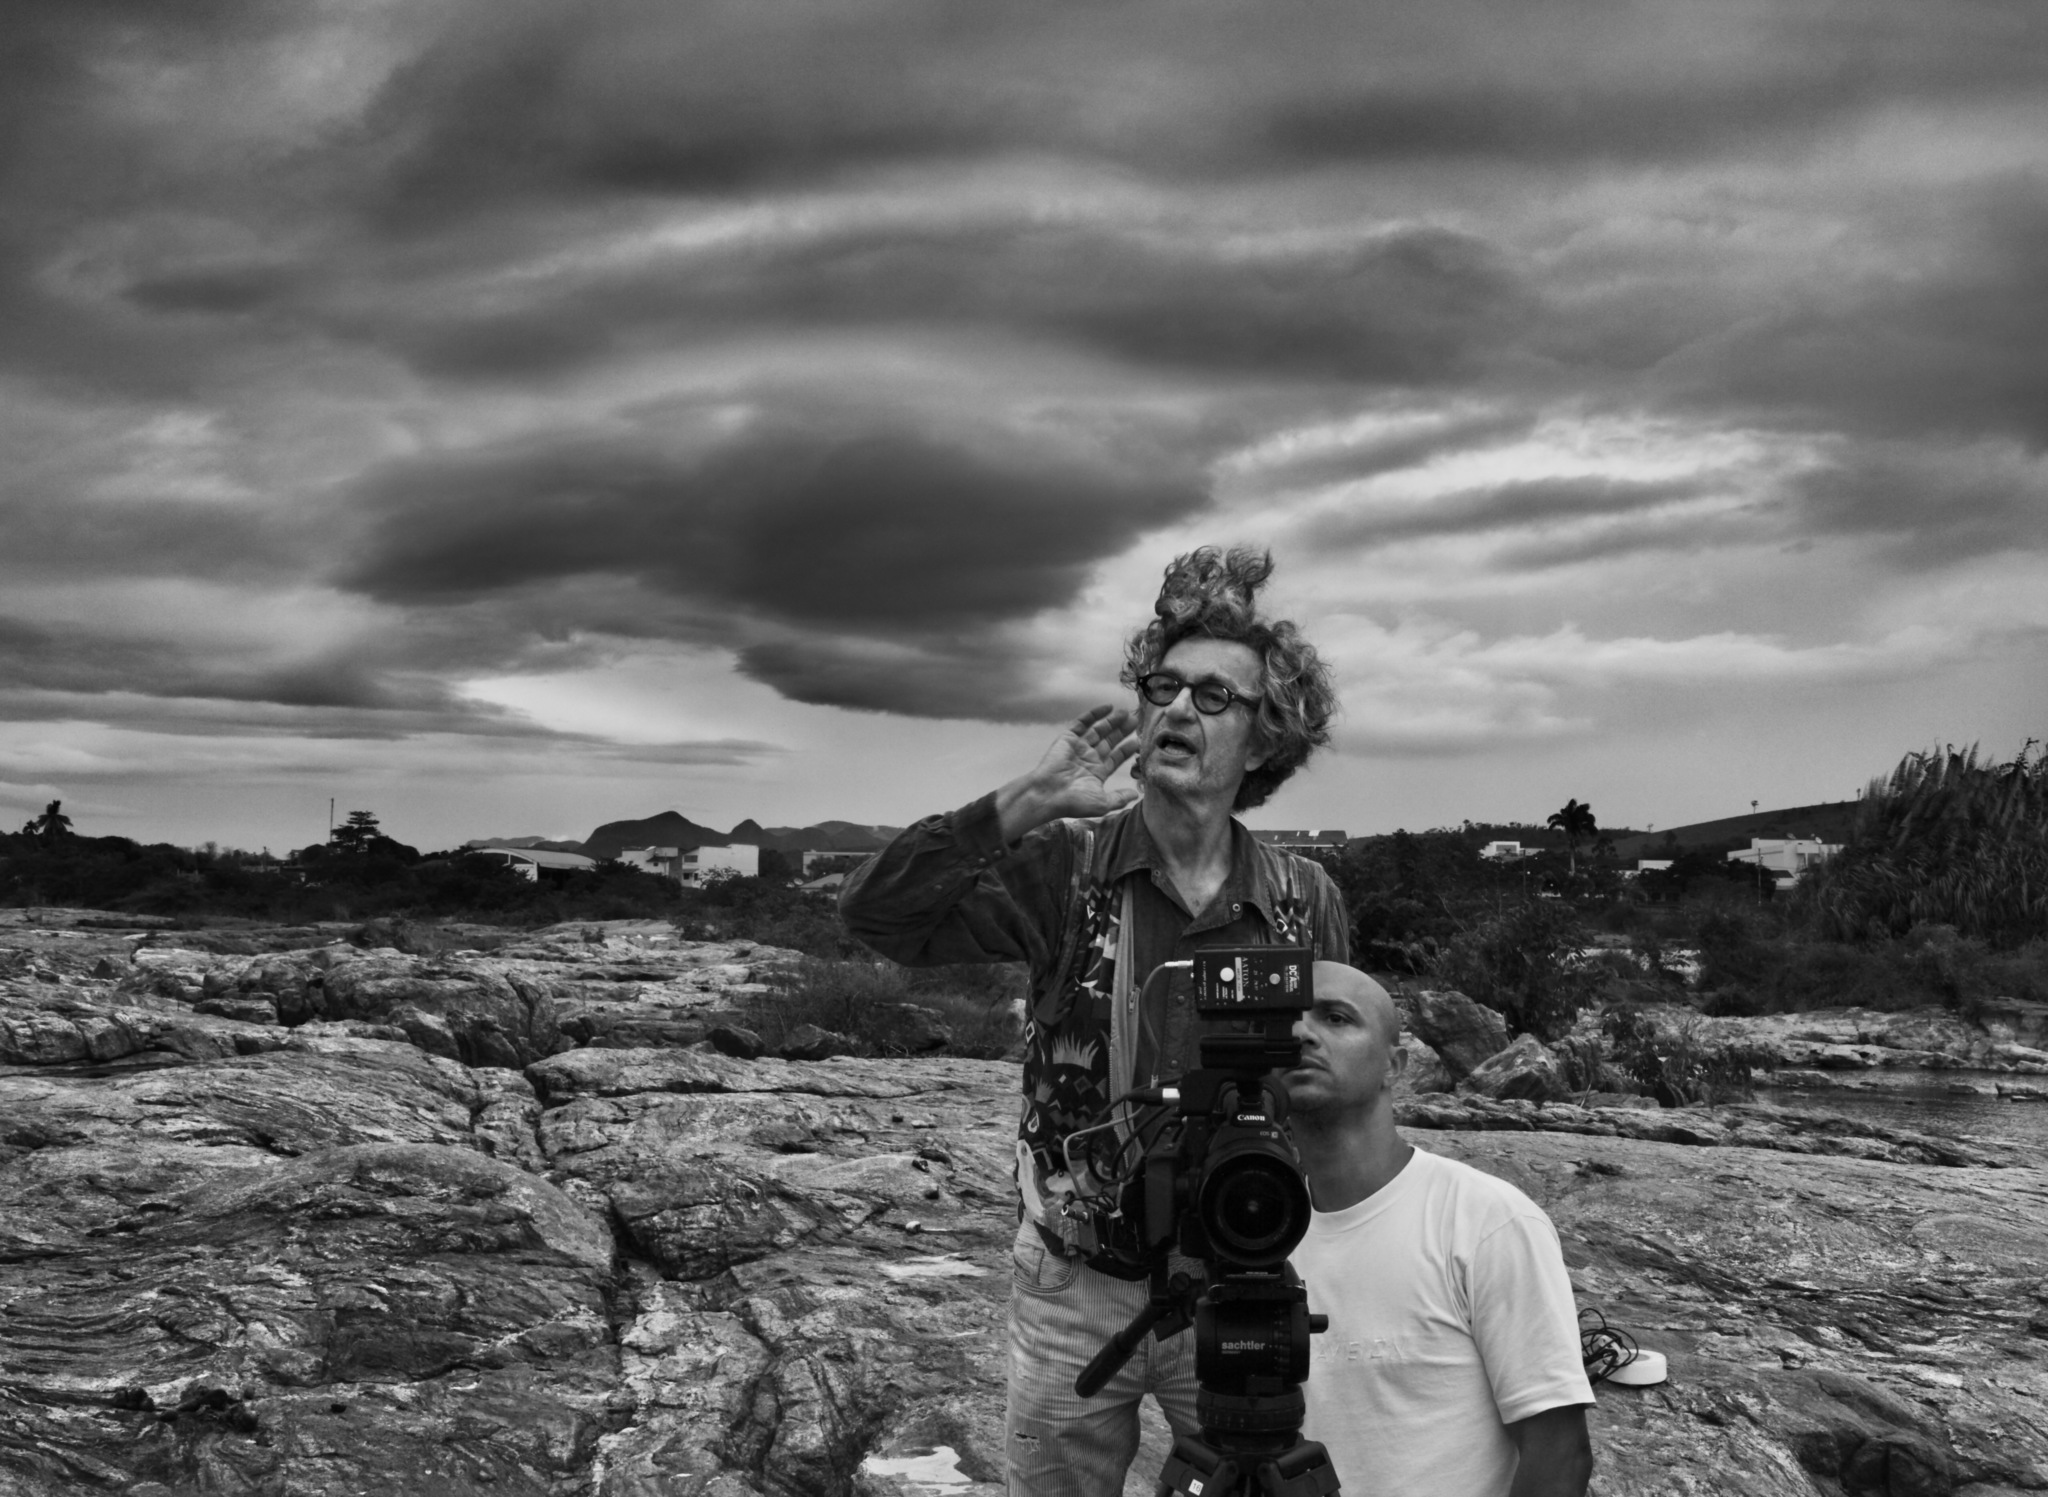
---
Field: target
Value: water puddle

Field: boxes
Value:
[859,1444,975,1494]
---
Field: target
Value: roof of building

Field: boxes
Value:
[472,847,596,870]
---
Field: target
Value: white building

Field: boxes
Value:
[619,843,760,885]
[1478,840,1533,861]
[1726,838,1842,885]
[616,845,681,877]
[1248,829,1348,852]
[682,844,757,884]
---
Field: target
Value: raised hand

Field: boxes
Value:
[995,705,1140,841]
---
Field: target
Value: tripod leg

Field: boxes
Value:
[1155,1433,1238,1497]
[1251,1440,1341,1497]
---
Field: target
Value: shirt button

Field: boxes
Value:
[1232,903,1241,916]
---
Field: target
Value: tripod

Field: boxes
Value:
[1078,1262,1342,1497]
[1068,948,1339,1497]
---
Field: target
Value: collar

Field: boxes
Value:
[1097,801,1282,926]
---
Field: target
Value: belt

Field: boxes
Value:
[1035,1220,1153,1282]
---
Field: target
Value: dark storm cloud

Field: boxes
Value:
[736,638,1087,723]
[347,0,2048,213]
[357,1,1017,225]
[338,410,1207,718]
[0,0,267,165]
[0,0,321,397]
[1659,183,2048,448]
[0,618,188,695]
[390,220,1532,390]
[1790,441,2048,569]
[14,0,2047,444]
[0,616,441,714]
[1265,35,2046,169]
[0,492,302,584]
[343,418,1203,625]
[7,0,2048,775]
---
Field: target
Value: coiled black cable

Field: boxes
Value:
[1578,1306,1641,1384]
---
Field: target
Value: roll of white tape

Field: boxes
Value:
[1606,1348,1667,1387]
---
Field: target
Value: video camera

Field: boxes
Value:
[1070,947,1341,1497]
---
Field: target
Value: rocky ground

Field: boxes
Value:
[3,910,2046,1496]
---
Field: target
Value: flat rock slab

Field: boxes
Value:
[0,1035,540,1250]
[535,1059,1016,1279]
[0,1143,619,1497]
[529,1046,1007,1103]
[1398,1092,2024,1168]
[1631,1002,2048,1075]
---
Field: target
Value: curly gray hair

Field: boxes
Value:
[1120,546,1335,811]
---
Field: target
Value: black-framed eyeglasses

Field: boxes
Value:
[1136,671,1263,716]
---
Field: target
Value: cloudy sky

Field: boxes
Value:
[5,0,2046,853]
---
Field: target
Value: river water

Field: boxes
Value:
[1753,1069,2048,1157]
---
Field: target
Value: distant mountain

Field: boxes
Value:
[580,812,733,861]
[748,820,903,853]
[465,836,591,855]
[571,813,905,861]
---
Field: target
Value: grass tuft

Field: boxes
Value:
[749,957,1025,1060]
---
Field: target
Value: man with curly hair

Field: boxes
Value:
[841,546,1350,1497]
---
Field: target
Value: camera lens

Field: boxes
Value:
[1219,1167,1290,1241]
[1197,1138,1310,1267]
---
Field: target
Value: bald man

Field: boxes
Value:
[1284,963,1595,1497]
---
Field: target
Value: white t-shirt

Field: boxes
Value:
[1292,1146,1593,1497]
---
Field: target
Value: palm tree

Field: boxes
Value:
[30,800,72,848]
[1547,798,1598,875]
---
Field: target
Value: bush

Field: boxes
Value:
[1684,909,2048,1017]
[0,833,689,925]
[753,957,1024,1059]
[1899,925,2048,1016]
[1600,1004,1759,1106]
[1807,742,2048,948]
[668,877,872,958]
[1316,826,1568,968]
[1431,898,1606,1041]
